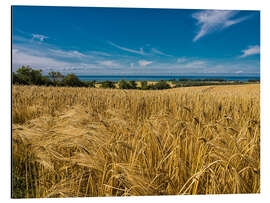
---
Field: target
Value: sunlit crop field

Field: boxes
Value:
[12,84,260,198]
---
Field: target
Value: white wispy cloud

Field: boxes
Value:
[88,51,111,56]
[176,57,206,67]
[97,60,119,67]
[12,45,259,75]
[32,33,49,42]
[12,33,259,75]
[12,49,19,54]
[11,45,111,73]
[12,48,71,69]
[49,49,86,58]
[138,60,152,67]
[108,41,173,58]
[151,48,172,57]
[12,36,115,69]
[184,60,207,68]
[239,45,260,58]
[235,70,243,73]
[177,57,187,63]
[108,41,145,55]
[192,10,250,42]
[12,47,117,75]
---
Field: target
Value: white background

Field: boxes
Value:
[1,0,269,202]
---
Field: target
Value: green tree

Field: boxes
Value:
[41,76,54,86]
[119,79,131,89]
[13,66,46,85]
[129,80,137,89]
[48,71,57,82]
[62,74,83,87]
[150,80,171,90]
[16,65,32,76]
[48,71,64,85]
[82,81,95,88]
[30,69,44,85]
[12,72,28,85]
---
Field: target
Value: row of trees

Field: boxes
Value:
[12,66,95,87]
[118,79,171,90]
[12,66,172,90]
[14,66,257,90]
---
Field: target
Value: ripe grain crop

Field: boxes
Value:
[12,84,260,198]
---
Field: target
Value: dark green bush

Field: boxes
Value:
[119,79,132,89]
[129,80,137,89]
[151,80,171,90]
[82,81,95,88]
[13,66,41,85]
[100,80,115,88]
[62,74,83,87]
[140,81,149,90]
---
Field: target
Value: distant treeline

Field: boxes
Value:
[12,66,171,90]
[12,66,96,87]
[12,66,259,90]
[118,79,171,90]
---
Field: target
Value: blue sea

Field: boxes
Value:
[78,75,260,82]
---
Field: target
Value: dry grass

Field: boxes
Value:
[12,84,260,198]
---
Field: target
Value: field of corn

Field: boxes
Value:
[12,84,260,198]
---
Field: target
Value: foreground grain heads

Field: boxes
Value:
[12,84,260,198]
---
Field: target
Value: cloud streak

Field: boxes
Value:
[12,31,259,76]
[108,41,145,55]
[97,60,119,67]
[32,33,48,42]
[192,10,250,42]
[151,48,172,57]
[239,45,260,58]
[12,43,112,73]
[108,41,173,58]
[12,45,259,76]
[138,60,152,67]
[184,60,206,68]
[49,49,86,58]
[177,57,187,63]
[12,48,71,69]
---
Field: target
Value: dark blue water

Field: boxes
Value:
[78,75,260,82]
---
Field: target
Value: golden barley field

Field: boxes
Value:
[12,84,260,198]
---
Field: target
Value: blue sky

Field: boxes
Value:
[12,6,260,76]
